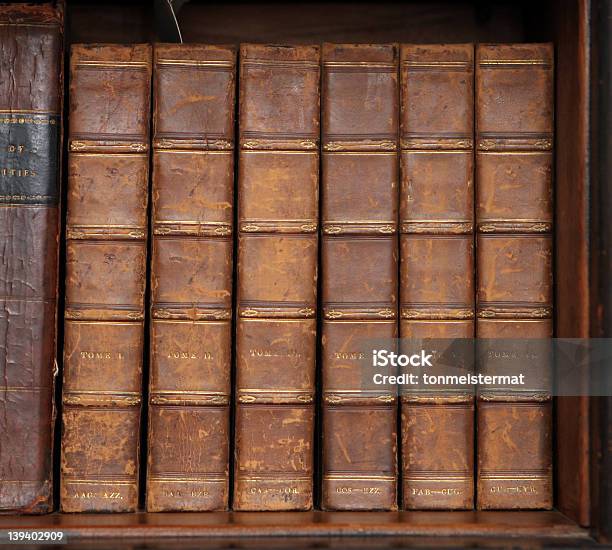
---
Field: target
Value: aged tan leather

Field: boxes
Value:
[321,43,399,511]
[61,44,151,512]
[400,321,475,510]
[475,43,554,510]
[234,44,319,511]
[146,44,236,512]
[0,1,63,514]
[399,44,475,510]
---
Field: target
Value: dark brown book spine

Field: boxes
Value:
[146,44,236,512]
[475,43,554,510]
[399,44,475,510]
[234,44,319,511]
[321,43,399,511]
[594,5,612,537]
[60,44,152,512]
[0,1,64,514]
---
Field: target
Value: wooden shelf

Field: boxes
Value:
[0,511,592,542]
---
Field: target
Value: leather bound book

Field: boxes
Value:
[234,44,319,511]
[146,44,236,512]
[321,43,399,511]
[475,44,554,510]
[60,44,151,513]
[399,44,475,510]
[0,1,64,514]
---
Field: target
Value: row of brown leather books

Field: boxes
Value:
[0,3,554,515]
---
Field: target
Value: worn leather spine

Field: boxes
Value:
[60,44,151,512]
[399,44,475,510]
[146,44,236,512]
[0,1,64,514]
[475,44,554,510]
[234,44,319,511]
[321,43,399,511]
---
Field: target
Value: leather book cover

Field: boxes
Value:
[146,44,236,512]
[234,44,319,511]
[475,43,554,510]
[0,1,64,514]
[60,44,152,512]
[321,43,399,511]
[399,44,475,510]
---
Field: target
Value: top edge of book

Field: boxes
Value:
[0,1,63,25]
[323,43,397,64]
[71,43,152,65]
[154,43,236,64]
[240,43,320,63]
[401,44,473,64]
[476,43,553,65]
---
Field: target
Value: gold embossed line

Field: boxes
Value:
[66,152,147,157]
[401,139,473,150]
[324,219,395,224]
[0,109,57,115]
[324,61,395,68]
[151,394,229,406]
[477,318,549,324]
[405,149,472,153]
[324,474,396,480]
[148,477,227,482]
[240,219,318,233]
[479,59,551,67]
[63,390,140,396]
[154,144,233,152]
[401,219,472,223]
[64,479,136,485]
[238,477,311,482]
[0,480,53,483]
[323,221,396,235]
[154,220,231,226]
[239,389,310,393]
[0,387,48,392]
[154,221,232,237]
[323,141,397,152]
[240,149,316,154]
[238,390,313,404]
[324,394,395,404]
[156,59,234,67]
[0,199,56,207]
[324,390,391,394]
[324,306,396,319]
[152,390,228,395]
[480,469,549,474]
[477,220,552,233]
[402,61,471,68]
[477,151,553,155]
[402,60,469,65]
[70,142,148,152]
[479,474,550,480]
[67,224,146,239]
[75,60,150,68]
[242,59,319,68]
[323,151,397,155]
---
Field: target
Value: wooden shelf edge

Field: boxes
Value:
[0,510,592,540]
